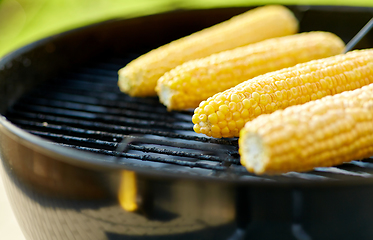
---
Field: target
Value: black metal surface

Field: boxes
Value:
[4,58,237,167]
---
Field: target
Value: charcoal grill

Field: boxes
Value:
[2,5,373,240]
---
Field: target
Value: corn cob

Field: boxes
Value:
[157,32,345,110]
[192,49,373,138]
[118,5,298,97]
[239,83,373,175]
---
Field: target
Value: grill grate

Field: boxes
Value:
[5,55,373,183]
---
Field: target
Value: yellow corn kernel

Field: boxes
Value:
[239,83,373,175]
[118,5,298,97]
[208,113,218,124]
[193,49,373,138]
[157,32,345,110]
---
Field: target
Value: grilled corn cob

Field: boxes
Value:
[118,5,298,97]
[239,83,373,175]
[157,32,345,110]
[192,49,373,138]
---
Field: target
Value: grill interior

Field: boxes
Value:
[4,6,373,184]
[4,52,373,184]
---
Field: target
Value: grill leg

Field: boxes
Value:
[227,187,251,240]
[291,189,312,240]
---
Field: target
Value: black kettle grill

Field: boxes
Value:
[2,5,373,240]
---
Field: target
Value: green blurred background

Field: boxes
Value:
[1,0,373,58]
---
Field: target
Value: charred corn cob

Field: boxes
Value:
[239,83,373,175]
[192,49,373,138]
[157,32,345,110]
[118,5,298,97]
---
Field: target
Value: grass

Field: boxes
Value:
[1,0,373,57]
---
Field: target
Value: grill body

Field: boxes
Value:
[2,5,373,240]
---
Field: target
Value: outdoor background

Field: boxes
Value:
[1,0,373,240]
[1,0,373,57]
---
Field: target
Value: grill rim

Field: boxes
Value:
[3,5,373,187]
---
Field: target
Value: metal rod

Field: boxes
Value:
[291,189,313,240]
[345,17,373,53]
[227,187,251,240]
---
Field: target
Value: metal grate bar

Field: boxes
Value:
[314,167,372,178]
[5,55,373,183]
[28,131,234,171]
[67,69,120,78]
[62,72,118,82]
[17,96,192,123]
[7,110,237,145]
[12,103,192,130]
[38,82,165,106]
[10,118,238,153]
[24,128,239,163]
[45,78,120,92]
[35,143,279,183]
[29,90,175,114]
[350,160,373,169]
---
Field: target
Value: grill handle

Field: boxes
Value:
[345,17,373,52]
